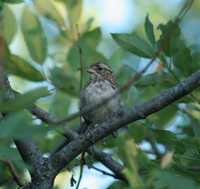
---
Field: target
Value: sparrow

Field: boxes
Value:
[80,62,123,130]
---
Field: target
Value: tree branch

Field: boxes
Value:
[15,91,126,183]
[14,140,44,174]
[14,139,55,189]
[51,68,200,173]
[90,165,118,178]
[88,147,125,181]
[31,105,58,124]
[49,126,126,181]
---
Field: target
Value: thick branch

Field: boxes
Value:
[51,69,200,172]
[31,105,58,124]
[14,139,55,188]
[49,127,126,181]
[14,140,44,172]
[20,92,126,182]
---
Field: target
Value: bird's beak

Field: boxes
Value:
[87,68,96,74]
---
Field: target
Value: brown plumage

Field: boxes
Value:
[87,62,117,88]
[80,62,123,127]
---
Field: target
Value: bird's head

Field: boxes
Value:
[87,62,113,80]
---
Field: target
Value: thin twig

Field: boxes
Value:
[78,47,84,92]
[90,165,118,178]
[75,152,85,189]
[76,25,84,93]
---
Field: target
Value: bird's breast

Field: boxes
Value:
[84,81,116,103]
[81,80,121,123]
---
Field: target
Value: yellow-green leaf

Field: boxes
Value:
[2,5,17,44]
[34,0,65,28]
[6,54,45,81]
[21,6,47,64]
[66,0,82,25]
[0,87,49,112]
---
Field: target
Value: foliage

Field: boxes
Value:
[0,0,200,189]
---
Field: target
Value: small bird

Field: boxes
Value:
[80,62,123,129]
[77,62,123,189]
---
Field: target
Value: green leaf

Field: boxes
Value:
[0,87,49,112]
[0,144,21,161]
[150,105,177,129]
[112,33,154,58]
[107,181,127,189]
[158,20,185,56]
[21,6,47,64]
[49,91,70,119]
[116,64,136,86]
[34,0,65,28]
[145,15,156,46]
[0,111,48,139]
[107,49,125,72]
[4,0,23,3]
[153,170,198,189]
[153,129,177,147]
[2,5,17,44]
[50,67,79,97]
[135,72,174,88]
[173,48,199,76]
[67,28,105,71]
[6,54,45,81]
[129,124,151,143]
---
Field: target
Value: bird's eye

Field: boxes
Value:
[98,67,102,70]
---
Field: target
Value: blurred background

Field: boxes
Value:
[1,0,200,188]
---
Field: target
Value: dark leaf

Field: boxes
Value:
[145,15,156,46]
[135,72,175,88]
[4,0,23,3]
[149,105,178,129]
[153,129,177,147]
[158,20,185,56]
[173,48,194,76]
[112,33,154,58]
[153,170,198,189]
[50,67,79,97]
